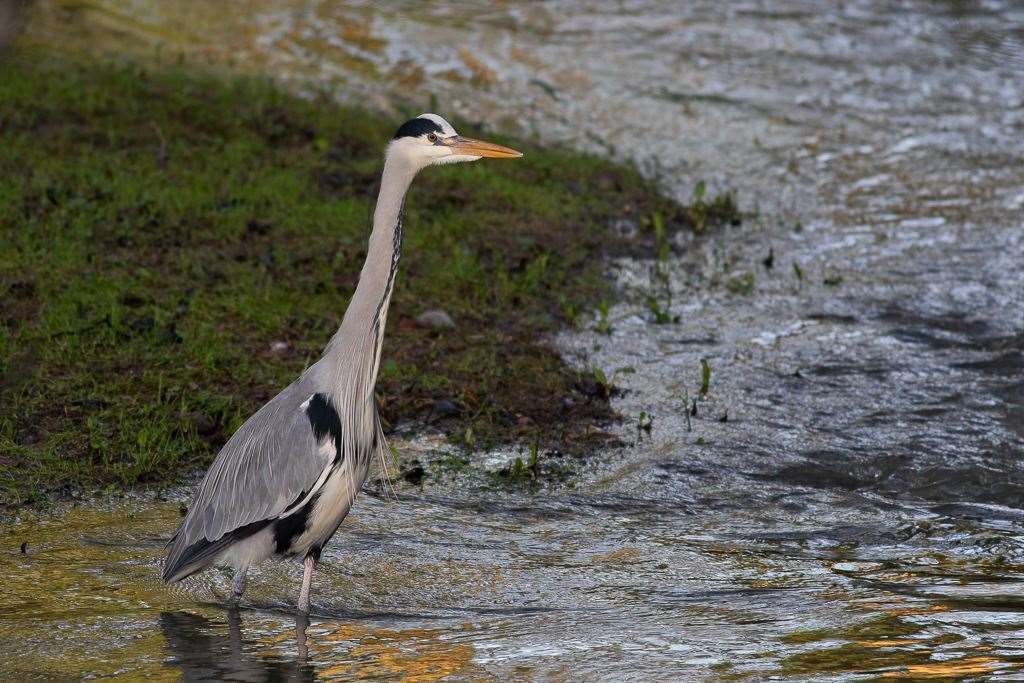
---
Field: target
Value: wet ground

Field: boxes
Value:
[5,1,1024,680]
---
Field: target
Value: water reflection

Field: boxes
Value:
[161,609,314,682]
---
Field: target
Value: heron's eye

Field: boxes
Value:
[427,133,438,143]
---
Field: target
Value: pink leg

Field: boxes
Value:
[297,554,315,614]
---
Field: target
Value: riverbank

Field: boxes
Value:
[0,49,738,505]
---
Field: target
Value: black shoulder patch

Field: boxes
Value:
[393,117,443,140]
[307,393,343,464]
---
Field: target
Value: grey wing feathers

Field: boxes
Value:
[163,378,329,581]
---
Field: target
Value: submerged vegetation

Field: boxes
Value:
[0,50,740,504]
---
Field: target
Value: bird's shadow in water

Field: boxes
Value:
[160,608,314,682]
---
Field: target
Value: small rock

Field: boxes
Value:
[832,561,882,573]
[269,340,290,353]
[416,309,455,329]
[432,399,460,417]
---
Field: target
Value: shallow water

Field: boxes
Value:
[6,1,1024,680]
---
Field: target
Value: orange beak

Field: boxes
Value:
[446,136,523,158]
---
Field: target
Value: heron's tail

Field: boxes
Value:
[162,534,217,584]
[162,519,272,583]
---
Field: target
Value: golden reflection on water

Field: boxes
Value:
[772,583,1024,680]
[312,623,476,681]
[696,536,1024,680]
[0,503,184,678]
[0,502,482,680]
[883,656,1010,679]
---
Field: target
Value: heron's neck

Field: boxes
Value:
[325,154,417,389]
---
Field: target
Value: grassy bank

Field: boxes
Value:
[0,50,736,504]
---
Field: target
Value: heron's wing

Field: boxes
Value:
[164,377,338,581]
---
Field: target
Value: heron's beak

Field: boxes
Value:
[447,136,523,158]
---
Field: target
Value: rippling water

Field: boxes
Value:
[4,1,1024,680]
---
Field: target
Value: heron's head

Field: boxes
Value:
[388,113,522,170]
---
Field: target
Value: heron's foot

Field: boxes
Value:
[209,575,246,606]
[208,592,243,608]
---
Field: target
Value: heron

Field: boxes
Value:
[162,114,522,613]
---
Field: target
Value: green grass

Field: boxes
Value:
[0,49,737,505]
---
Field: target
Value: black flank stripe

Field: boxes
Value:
[273,494,319,555]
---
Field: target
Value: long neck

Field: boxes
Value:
[323,154,416,394]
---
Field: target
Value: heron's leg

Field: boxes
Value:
[297,554,316,614]
[230,568,247,603]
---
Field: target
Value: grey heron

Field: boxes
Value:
[162,114,522,613]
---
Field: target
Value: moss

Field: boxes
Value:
[726,271,755,296]
[0,49,731,505]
